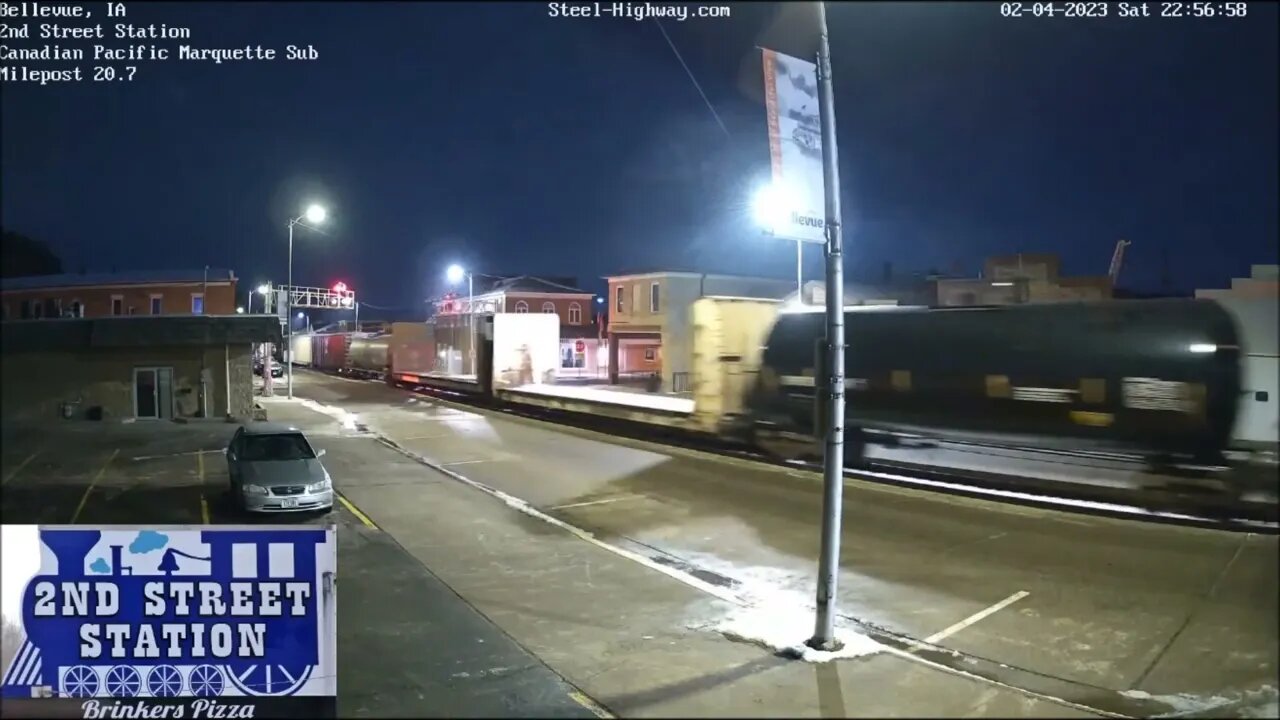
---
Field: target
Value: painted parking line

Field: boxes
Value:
[70,449,120,524]
[923,590,1030,644]
[550,495,647,511]
[198,451,211,524]
[569,690,613,719]
[337,492,378,530]
[132,449,222,462]
[2,450,40,486]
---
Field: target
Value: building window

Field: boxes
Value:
[19,300,32,319]
[541,301,555,314]
[561,344,586,369]
[568,302,582,324]
[644,348,656,361]
[514,300,528,313]
[47,298,62,318]
[150,295,162,315]
[615,286,624,314]
[32,300,43,319]
[191,294,204,314]
[111,296,124,316]
[650,282,660,313]
[69,300,83,318]
[128,306,137,315]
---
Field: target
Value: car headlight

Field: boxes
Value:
[243,484,268,496]
[306,479,331,493]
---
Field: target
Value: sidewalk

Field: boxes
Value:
[261,395,1105,718]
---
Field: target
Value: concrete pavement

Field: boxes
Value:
[0,420,605,719]
[269,369,1280,717]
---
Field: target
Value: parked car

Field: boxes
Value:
[254,360,284,378]
[225,423,334,513]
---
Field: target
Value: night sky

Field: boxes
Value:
[2,1,1276,318]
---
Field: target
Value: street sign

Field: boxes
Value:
[761,48,829,244]
[1,525,337,718]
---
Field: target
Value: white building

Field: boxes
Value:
[1197,265,1279,451]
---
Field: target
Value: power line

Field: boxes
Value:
[653,19,731,140]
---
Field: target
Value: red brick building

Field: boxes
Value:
[1,269,239,320]
[435,275,594,326]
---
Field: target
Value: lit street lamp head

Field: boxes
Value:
[236,306,245,314]
[304,204,326,225]
[751,182,798,235]
[256,284,270,295]
[446,264,466,284]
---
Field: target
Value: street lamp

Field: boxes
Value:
[286,204,326,399]
[236,306,244,314]
[446,264,473,375]
[753,181,805,302]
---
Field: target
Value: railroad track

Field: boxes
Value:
[305,370,1279,532]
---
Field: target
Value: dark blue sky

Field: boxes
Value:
[3,1,1276,316]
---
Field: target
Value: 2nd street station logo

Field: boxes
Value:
[1,527,337,718]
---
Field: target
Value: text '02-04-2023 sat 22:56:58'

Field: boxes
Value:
[999,2,1249,18]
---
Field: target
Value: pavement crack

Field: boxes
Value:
[1131,533,1252,689]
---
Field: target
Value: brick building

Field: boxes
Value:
[433,275,597,376]
[1,316,280,423]
[1,269,239,320]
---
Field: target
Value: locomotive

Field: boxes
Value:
[747,298,1243,466]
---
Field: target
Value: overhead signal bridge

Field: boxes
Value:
[264,284,356,314]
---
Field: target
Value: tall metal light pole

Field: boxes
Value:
[809,0,846,652]
[286,204,327,399]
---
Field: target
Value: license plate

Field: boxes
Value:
[281,498,298,509]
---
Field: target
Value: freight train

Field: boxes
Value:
[291,298,1265,468]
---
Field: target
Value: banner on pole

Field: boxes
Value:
[1,525,337,718]
[762,48,827,244]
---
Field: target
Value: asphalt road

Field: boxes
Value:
[0,420,603,719]
[284,370,1279,714]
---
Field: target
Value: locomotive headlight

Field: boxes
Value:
[1188,343,1217,354]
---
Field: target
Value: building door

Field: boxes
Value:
[134,367,174,419]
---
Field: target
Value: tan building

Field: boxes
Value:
[935,254,1112,307]
[1,269,239,320]
[605,272,794,392]
[1,315,280,423]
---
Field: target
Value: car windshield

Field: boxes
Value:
[240,433,315,462]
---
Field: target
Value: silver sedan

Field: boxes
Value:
[226,423,334,513]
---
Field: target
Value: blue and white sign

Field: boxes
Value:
[1,525,337,718]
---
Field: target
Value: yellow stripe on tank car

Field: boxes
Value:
[1079,378,1106,404]
[985,375,1011,399]
[891,370,911,392]
[1070,411,1114,427]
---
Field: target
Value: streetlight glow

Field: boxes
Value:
[257,284,270,295]
[446,264,466,284]
[304,204,326,225]
[751,182,798,234]
[236,306,245,314]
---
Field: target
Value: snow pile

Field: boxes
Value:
[714,599,886,663]
[1122,685,1279,718]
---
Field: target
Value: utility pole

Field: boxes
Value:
[808,0,846,652]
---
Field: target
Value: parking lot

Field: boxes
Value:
[0,419,602,719]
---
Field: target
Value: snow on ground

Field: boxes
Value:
[1122,684,1278,717]
[712,598,886,662]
